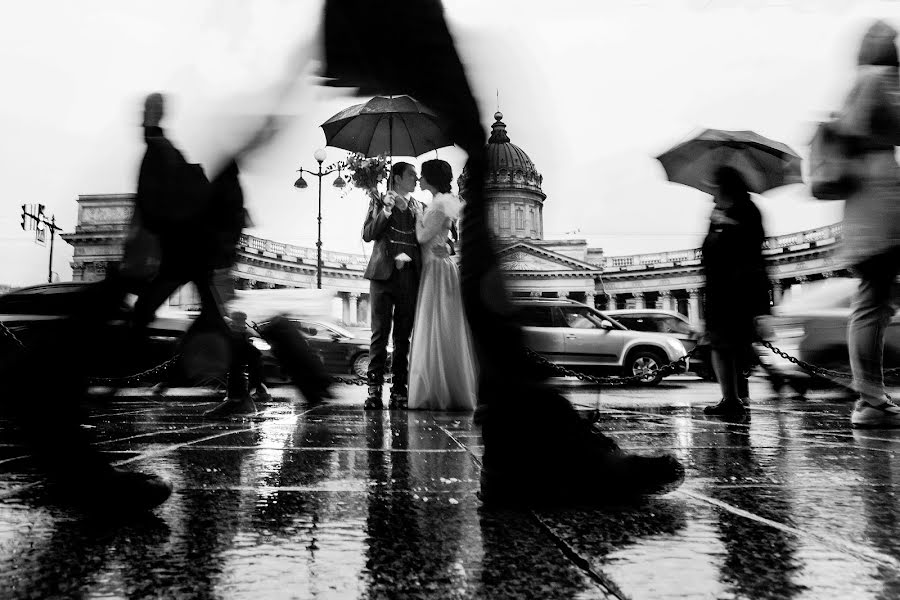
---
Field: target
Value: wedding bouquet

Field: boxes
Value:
[346,153,390,204]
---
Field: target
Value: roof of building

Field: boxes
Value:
[459,111,545,198]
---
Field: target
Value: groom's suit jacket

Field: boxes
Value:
[362,197,423,281]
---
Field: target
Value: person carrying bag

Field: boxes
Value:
[825,20,900,428]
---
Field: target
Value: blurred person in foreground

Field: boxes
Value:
[700,166,771,417]
[128,94,331,417]
[324,0,684,505]
[836,21,900,428]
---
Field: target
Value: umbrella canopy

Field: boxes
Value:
[656,129,803,195]
[320,95,452,158]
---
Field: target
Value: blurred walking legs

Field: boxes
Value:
[705,346,752,415]
[849,250,900,427]
[2,278,172,514]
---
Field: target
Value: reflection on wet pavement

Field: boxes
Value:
[2,379,900,598]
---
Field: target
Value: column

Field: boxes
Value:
[341,293,352,326]
[358,294,371,327]
[348,293,359,327]
[633,292,645,310]
[607,293,617,310]
[585,291,595,308]
[687,289,701,327]
[658,290,673,311]
[771,280,783,305]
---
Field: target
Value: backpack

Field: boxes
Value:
[809,119,860,200]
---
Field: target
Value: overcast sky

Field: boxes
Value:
[1,0,897,286]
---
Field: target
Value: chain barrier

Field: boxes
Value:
[1,319,182,385]
[523,344,703,386]
[7,314,900,387]
[0,321,25,349]
[525,337,900,386]
[755,339,900,380]
[86,354,183,386]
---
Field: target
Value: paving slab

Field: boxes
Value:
[1,377,900,598]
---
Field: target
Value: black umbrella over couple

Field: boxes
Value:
[320,95,453,160]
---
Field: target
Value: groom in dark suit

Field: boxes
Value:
[362,162,422,410]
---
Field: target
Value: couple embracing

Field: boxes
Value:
[361,160,477,411]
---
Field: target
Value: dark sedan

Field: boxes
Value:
[254,318,378,380]
[0,282,193,384]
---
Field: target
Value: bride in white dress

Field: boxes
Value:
[407,160,477,411]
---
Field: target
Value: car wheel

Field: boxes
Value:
[626,350,665,386]
[351,352,370,378]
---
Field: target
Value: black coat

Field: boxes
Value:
[134,128,243,277]
[701,199,770,345]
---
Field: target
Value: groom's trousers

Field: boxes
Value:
[368,267,419,388]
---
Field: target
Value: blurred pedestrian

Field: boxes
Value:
[324,0,684,505]
[127,92,235,382]
[701,166,771,416]
[835,20,900,428]
[205,311,271,418]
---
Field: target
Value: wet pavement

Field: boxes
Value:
[2,377,900,599]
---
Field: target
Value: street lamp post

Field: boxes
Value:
[294,149,346,289]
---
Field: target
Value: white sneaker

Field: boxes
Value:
[851,398,900,429]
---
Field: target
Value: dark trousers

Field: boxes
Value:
[133,268,231,383]
[226,336,266,397]
[368,267,418,387]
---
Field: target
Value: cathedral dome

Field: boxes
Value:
[484,111,544,194]
[458,112,547,241]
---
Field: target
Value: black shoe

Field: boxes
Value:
[479,452,684,508]
[478,396,684,508]
[703,398,747,416]
[59,469,173,515]
[204,396,257,419]
[364,396,384,410]
[365,371,384,410]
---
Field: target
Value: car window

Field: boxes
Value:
[661,317,692,335]
[296,321,323,338]
[0,286,110,316]
[516,305,555,327]
[559,306,605,329]
[618,316,657,332]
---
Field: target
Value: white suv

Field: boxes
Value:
[513,298,688,385]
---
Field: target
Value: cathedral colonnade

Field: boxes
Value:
[63,109,846,332]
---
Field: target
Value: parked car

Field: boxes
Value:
[0,282,193,384]
[756,277,900,396]
[512,298,688,385]
[603,309,714,380]
[253,318,380,380]
[0,283,384,385]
